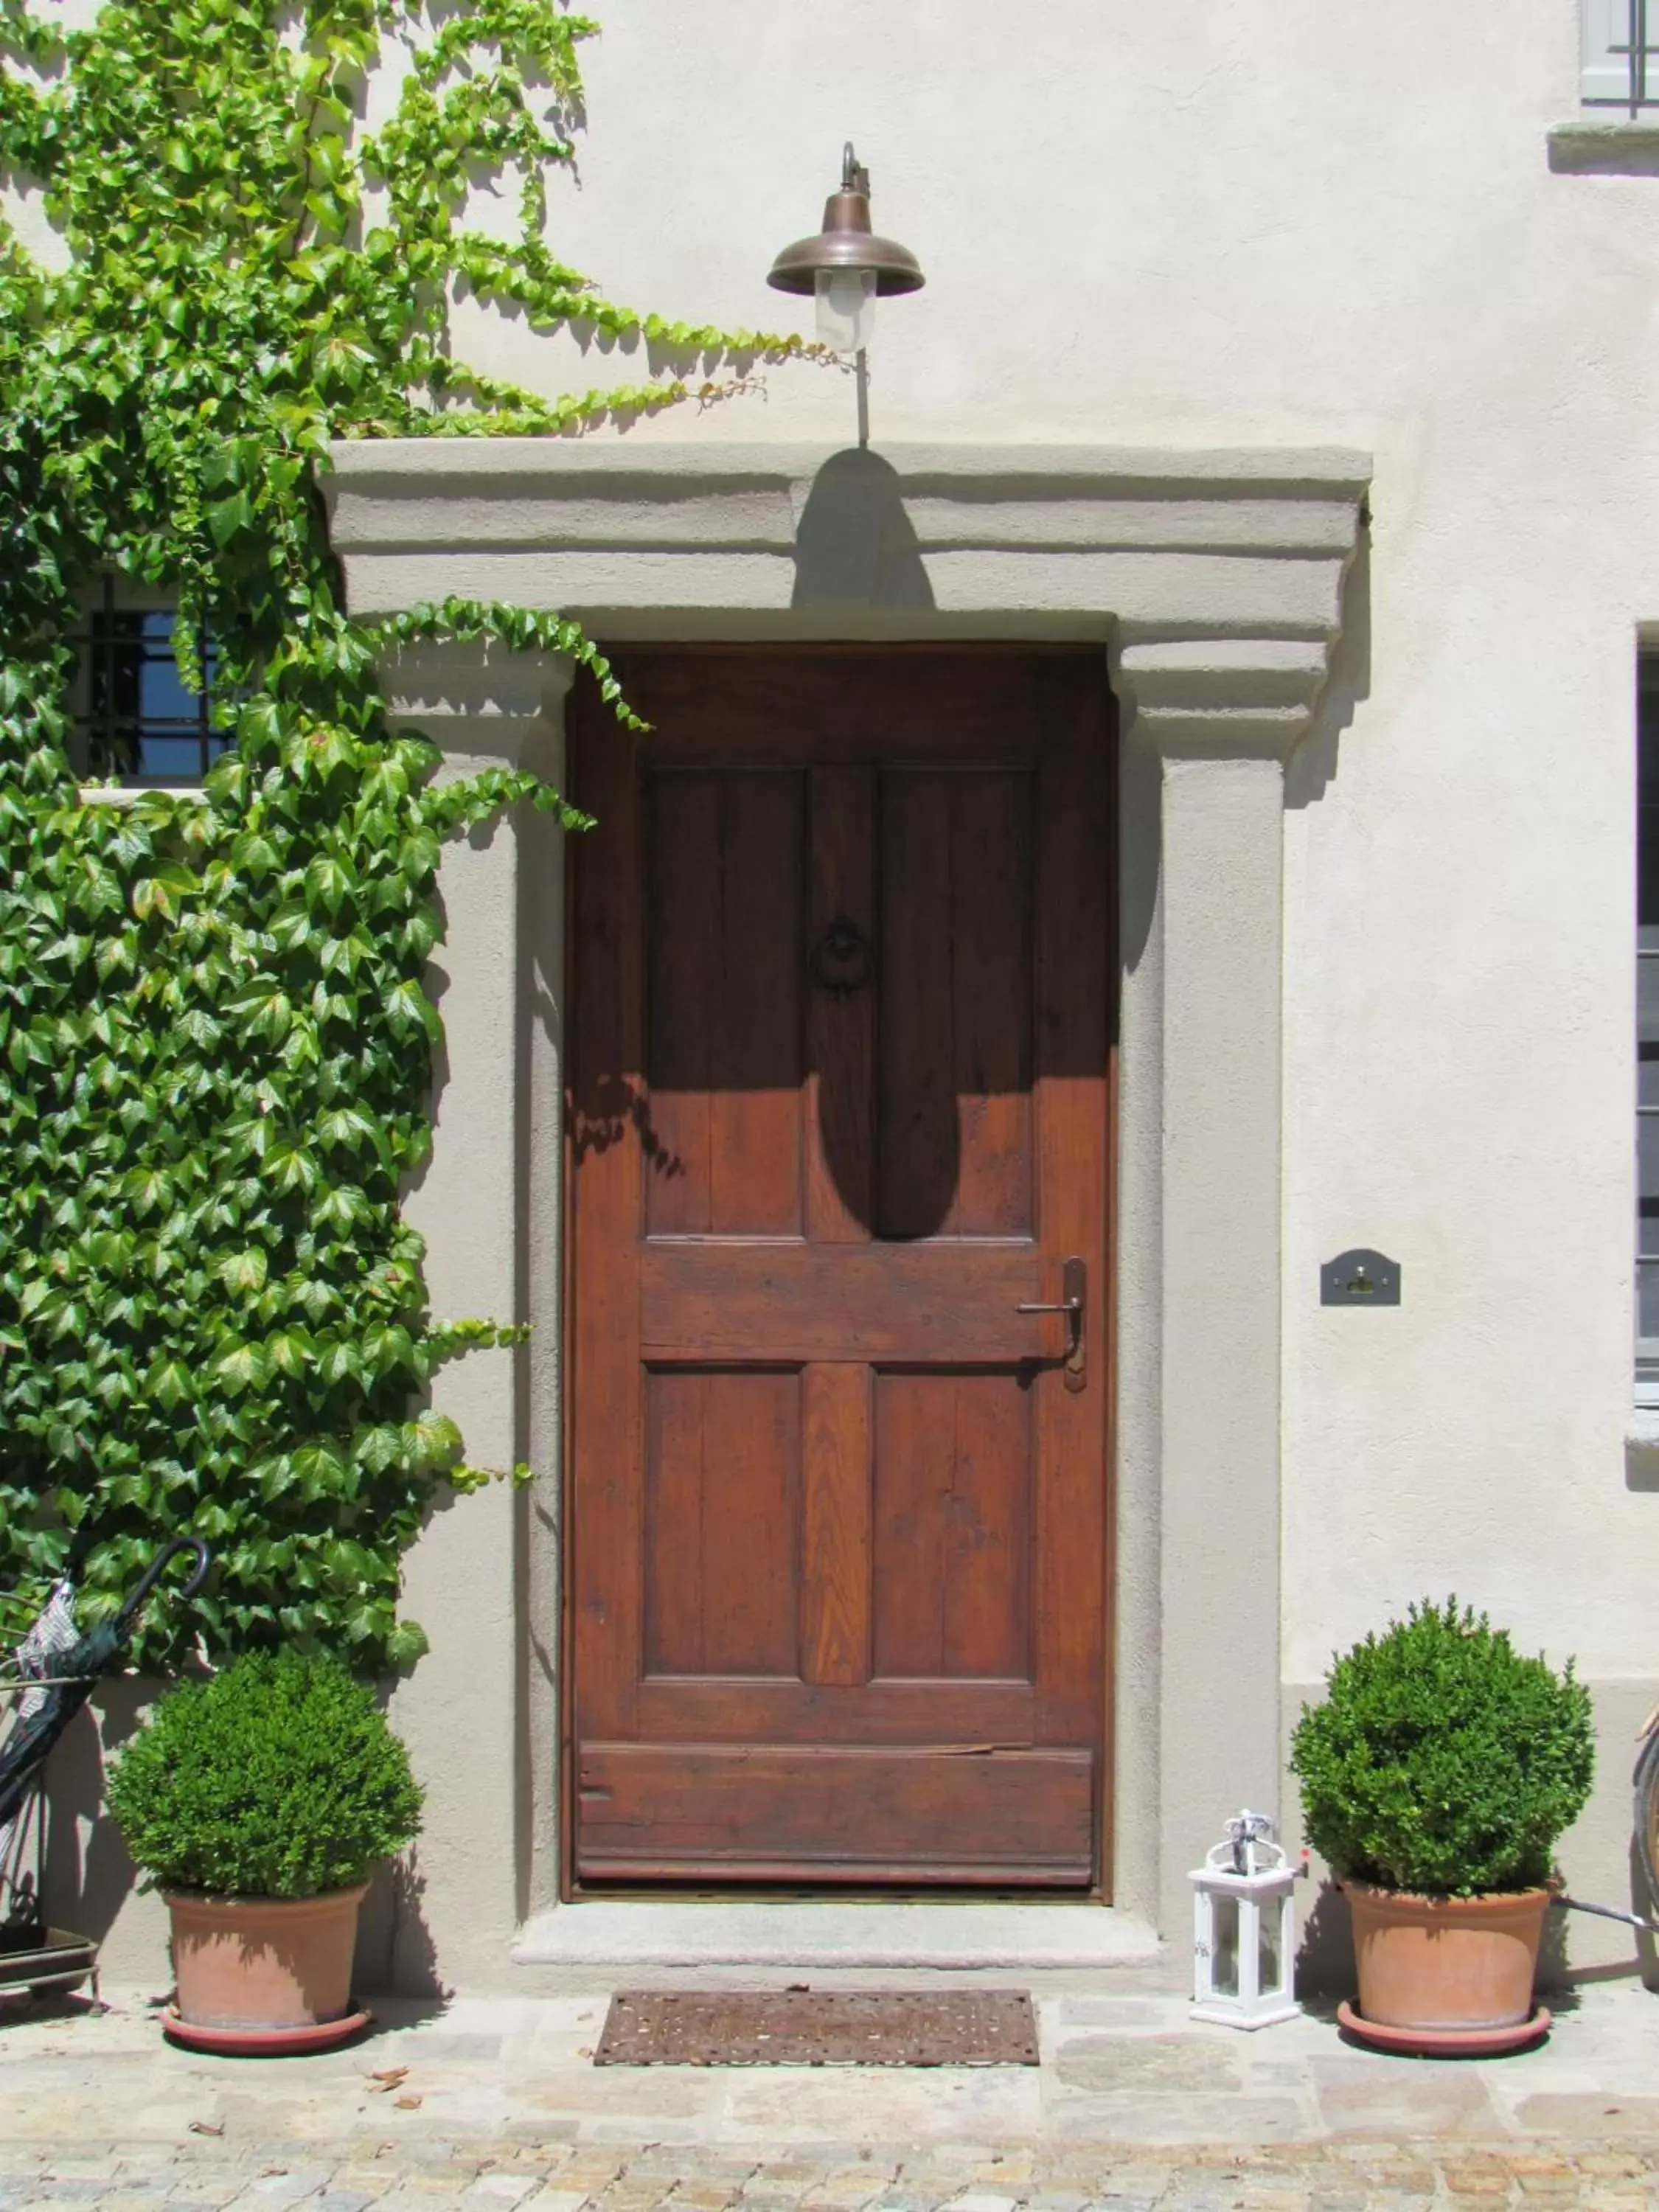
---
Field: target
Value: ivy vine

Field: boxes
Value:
[0,0,802,1666]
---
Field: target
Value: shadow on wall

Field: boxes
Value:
[1537,1894,1573,1994]
[1284,525,1371,811]
[1630,1835,1659,1992]
[355,1847,442,2000]
[41,1685,147,1947]
[1118,728,1160,982]
[1295,1877,1354,2000]
[357,1680,445,1999]
[791,448,935,613]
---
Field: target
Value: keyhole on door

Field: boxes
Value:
[810,913,873,998]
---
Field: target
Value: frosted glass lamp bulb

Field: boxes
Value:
[815,268,876,352]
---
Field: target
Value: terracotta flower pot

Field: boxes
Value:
[165,1884,368,2031]
[1343,1878,1549,2032]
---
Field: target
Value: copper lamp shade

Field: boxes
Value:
[766,143,925,298]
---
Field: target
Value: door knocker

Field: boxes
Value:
[809,913,873,999]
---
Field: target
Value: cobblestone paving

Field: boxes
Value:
[7,1977,1659,2208]
[3,2138,1659,2211]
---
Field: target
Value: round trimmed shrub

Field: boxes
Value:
[107,1649,422,1898]
[1290,1598,1595,1897]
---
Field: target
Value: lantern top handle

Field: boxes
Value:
[843,142,870,196]
[1206,1809,1287,1877]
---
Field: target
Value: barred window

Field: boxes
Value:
[68,578,231,789]
[1584,0,1659,111]
[1637,659,1659,1400]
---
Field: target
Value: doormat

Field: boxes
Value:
[594,1988,1040,2067]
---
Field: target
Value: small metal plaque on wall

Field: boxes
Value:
[1321,1248,1401,1306]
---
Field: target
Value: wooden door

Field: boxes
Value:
[566,650,1115,1887]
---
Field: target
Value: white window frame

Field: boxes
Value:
[1585,0,1659,111]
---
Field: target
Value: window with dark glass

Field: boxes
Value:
[1637,658,1659,1397]
[68,578,231,787]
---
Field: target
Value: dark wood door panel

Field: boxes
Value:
[647,770,805,1237]
[872,1368,1034,1683]
[806,765,876,1243]
[633,1679,1038,1739]
[568,649,1115,1890]
[643,1367,801,1680]
[880,768,1035,1239]
[633,651,1065,763]
[640,1245,1054,1363]
[577,1743,1095,1885]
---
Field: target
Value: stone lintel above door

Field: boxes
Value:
[327,437,1372,1971]
[327,439,1368,759]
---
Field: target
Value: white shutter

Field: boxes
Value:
[1584,0,1644,107]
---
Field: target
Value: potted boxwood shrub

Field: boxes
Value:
[106,1647,422,2053]
[1290,1598,1594,2053]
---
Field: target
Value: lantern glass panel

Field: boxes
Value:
[1258,1902,1282,1996]
[1210,1893,1240,1998]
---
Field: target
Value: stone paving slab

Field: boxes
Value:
[3,2144,1659,2211]
[5,1978,1659,2205]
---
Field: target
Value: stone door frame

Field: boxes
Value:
[324,440,1370,1985]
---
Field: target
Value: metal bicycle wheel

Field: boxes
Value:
[1633,1719,1659,1912]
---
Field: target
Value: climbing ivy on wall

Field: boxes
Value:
[0,0,799,1666]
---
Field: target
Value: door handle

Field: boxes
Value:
[1018,1256,1086,1392]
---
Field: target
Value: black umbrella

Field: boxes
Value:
[0,1537,212,1833]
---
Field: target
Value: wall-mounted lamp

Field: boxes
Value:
[766,143,925,352]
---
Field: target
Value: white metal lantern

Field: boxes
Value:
[1189,1809,1301,2029]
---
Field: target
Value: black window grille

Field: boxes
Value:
[1591,0,1659,110]
[69,578,232,787]
[1636,658,1659,1388]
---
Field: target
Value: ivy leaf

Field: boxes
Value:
[293,1439,349,1499]
[218,1248,268,1295]
[316,1104,379,1155]
[397,829,441,883]
[305,854,354,916]
[123,1167,174,1217]
[176,1007,222,1050]
[408,1411,463,1473]
[207,492,255,547]
[215,1341,271,1395]
[225,987,293,1045]
[385,1619,430,1666]
[146,1358,192,1412]
[131,863,198,924]
[268,1141,320,1196]
[385,979,439,1041]
[266,1329,313,1378]
[230,832,280,880]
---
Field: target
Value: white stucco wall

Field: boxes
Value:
[439,0,1659,1708]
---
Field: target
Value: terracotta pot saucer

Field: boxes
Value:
[162,2004,373,2056]
[1336,1999,1550,2058]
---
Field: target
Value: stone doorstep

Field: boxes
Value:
[509,1904,1163,1973]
